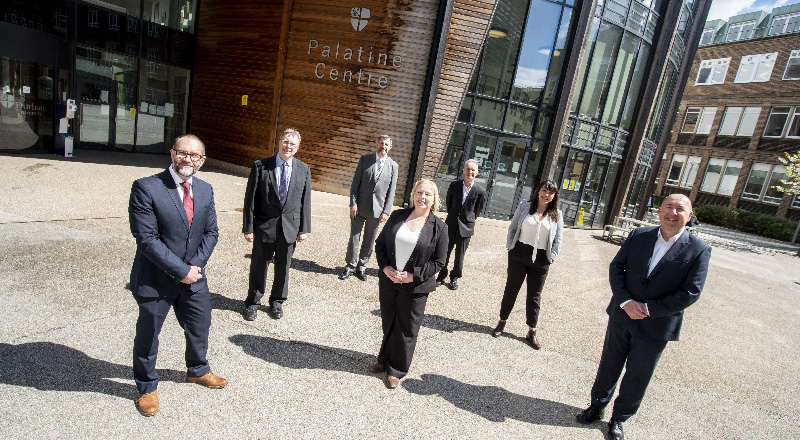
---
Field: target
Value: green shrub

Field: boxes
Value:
[693,204,798,241]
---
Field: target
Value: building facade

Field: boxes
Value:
[2,0,711,226]
[655,3,800,221]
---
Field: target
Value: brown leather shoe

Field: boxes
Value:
[136,390,159,416]
[370,363,386,373]
[187,372,228,389]
[385,374,400,389]
[491,320,506,338]
[525,328,541,350]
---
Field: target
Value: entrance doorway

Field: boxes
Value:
[465,128,532,220]
[76,77,135,151]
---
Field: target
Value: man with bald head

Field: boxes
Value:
[577,194,711,439]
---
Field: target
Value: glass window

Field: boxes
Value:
[542,7,574,109]
[0,57,56,150]
[77,4,140,57]
[511,0,563,106]
[726,20,756,42]
[784,50,800,80]
[792,194,800,209]
[786,107,800,138]
[472,97,505,130]
[763,166,787,204]
[737,107,761,136]
[665,154,686,186]
[718,160,742,196]
[142,0,197,33]
[571,18,599,114]
[619,41,650,130]
[718,106,761,136]
[763,106,792,137]
[718,107,741,135]
[742,162,771,200]
[504,104,537,135]
[734,53,777,83]
[681,106,715,134]
[475,0,528,99]
[681,107,700,133]
[700,158,724,192]
[579,22,623,121]
[770,12,800,35]
[136,61,191,153]
[76,46,138,82]
[438,124,468,178]
[700,28,715,46]
[679,156,701,188]
[602,31,639,127]
[695,58,730,85]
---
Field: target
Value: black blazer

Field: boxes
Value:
[242,155,312,243]
[129,170,219,298]
[375,208,449,293]
[607,226,711,341]
[444,180,485,238]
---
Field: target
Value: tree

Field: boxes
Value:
[774,151,800,253]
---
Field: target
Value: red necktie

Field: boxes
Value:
[181,181,193,227]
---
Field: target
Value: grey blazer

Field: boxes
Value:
[506,201,564,263]
[350,153,398,218]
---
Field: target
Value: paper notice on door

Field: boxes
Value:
[100,90,109,102]
[164,103,174,117]
[156,105,165,116]
[140,102,149,113]
[100,104,110,115]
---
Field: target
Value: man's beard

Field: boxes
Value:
[174,162,197,177]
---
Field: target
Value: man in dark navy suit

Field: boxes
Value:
[242,128,312,321]
[129,134,227,417]
[577,194,711,440]
[436,159,485,290]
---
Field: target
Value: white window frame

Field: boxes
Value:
[792,194,800,209]
[679,156,702,188]
[726,20,756,42]
[695,58,730,85]
[770,12,800,36]
[700,158,725,193]
[734,53,777,83]
[718,160,743,196]
[719,106,762,136]
[665,154,687,186]
[681,106,717,134]
[700,158,743,196]
[700,28,715,46]
[785,107,800,138]
[763,106,794,138]
[88,8,100,28]
[762,165,788,204]
[784,50,800,80]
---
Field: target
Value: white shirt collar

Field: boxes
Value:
[657,227,684,244]
[168,166,192,187]
[276,155,292,168]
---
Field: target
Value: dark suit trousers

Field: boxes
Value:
[498,245,550,328]
[133,284,212,394]
[345,213,381,270]
[438,229,470,281]
[590,317,668,422]
[246,224,295,307]
[377,275,429,379]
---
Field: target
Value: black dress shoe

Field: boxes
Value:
[355,269,367,281]
[435,278,445,287]
[447,278,458,290]
[243,305,258,321]
[491,320,506,337]
[339,267,354,280]
[607,418,624,440]
[267,304,283,319]
[576,404,604,424]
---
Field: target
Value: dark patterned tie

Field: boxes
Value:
[376,158,383,180]
[280,161,289,206]
[181,181,193,227]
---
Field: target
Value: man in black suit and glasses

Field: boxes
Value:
[242,128,312,321]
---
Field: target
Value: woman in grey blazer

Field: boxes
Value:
[491,180,563,349]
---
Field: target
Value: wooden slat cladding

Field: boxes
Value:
[190,0,287,164]
[416,0,496,181]
[276,0,440,202]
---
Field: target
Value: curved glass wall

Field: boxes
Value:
[439,0,576,220]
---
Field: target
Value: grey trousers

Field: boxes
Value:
[345,213,381,270]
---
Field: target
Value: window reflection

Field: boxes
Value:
[143,0,196,33]
[476,0,527,99]
[579,22,623,121]
[511,0,562,106]
[136,61,190,153]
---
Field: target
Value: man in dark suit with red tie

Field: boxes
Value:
[129,134,227,417]
[242,128,312,321]
[576,194,711,439]
[436,159,485,290]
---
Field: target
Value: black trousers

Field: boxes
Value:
[590,318,668,422]
[438,231,470,281]
[377,275,429,379]
[246,226,295,307]
[498,244,550,328]
[133,284,212,394]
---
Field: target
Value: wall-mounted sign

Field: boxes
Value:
[242,95,248,105]
[351,7,370,31]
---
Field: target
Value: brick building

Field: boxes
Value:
[654,3,800,221]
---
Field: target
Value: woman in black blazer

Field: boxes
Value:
[372,179,448,389]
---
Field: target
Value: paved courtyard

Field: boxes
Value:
[0,151,798,439]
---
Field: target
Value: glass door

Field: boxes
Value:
[464,128,531,219]
[76,78,135,151]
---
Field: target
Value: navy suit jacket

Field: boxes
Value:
[607,226,711,341]
[242,156,312,243]
[444,179,485,238]
[375,208,449,294]
[129,169,219,298]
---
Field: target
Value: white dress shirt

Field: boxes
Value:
[168,166,193,200]
[276,155,293,185]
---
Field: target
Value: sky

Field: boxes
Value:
[707,0,798,21]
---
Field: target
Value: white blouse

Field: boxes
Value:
[394,222,421,270]
[518,212,552,252]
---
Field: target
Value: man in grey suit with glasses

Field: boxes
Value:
[340,134,399,281]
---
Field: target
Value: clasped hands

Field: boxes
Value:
[383,266,412,284]
[622,300,649,320]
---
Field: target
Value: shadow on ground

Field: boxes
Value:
[0,342,185,399]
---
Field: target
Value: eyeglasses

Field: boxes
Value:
[172,149,204,161]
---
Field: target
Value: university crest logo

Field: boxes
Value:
[351,7,370,31]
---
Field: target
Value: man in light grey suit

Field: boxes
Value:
[340,134,399,281]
